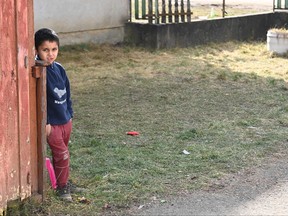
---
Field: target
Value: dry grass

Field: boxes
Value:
[59,42,288,82]
[268,28,288,34]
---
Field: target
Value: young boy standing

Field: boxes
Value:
[35,28,74,202]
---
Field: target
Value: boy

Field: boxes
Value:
[35,28,74,202]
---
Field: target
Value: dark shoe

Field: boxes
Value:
[68,180,88,193]
[57,184,73,202]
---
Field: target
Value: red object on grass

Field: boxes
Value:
[126,131,140,136]
[46,157,57,190]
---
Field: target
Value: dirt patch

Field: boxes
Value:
[133,154,288,215]
[191,0,273,12]
[189,0,273,20]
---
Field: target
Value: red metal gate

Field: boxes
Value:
[0,0,44,212]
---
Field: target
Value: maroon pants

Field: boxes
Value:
[47,120,72,188]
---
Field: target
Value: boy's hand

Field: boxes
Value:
[46,124,52,137]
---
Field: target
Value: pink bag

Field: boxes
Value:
[45,157,57,190]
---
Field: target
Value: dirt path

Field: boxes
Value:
[191,0,273,11]
[135,156,288,215]
[191,0,272,7]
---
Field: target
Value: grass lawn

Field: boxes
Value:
[27,41,288,215]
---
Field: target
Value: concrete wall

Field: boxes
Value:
[34,0,130,45]
[125,12,288,49]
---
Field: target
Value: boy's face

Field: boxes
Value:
[36,40,59,65]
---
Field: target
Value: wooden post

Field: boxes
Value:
[135,0,139,19]
[187,0,191,22]
[148,0,153,23]
[142,0,146,19]
[180,0,185,22]
[32,65,47,200]
[222,0,226,18]
[168,0,172,23]
[161,0,166,23]
[175,0,179,23]
[155,0,159,24]
[277,0,282,8]
[129,0,132,21]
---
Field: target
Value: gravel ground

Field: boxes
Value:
[134,156,288,215]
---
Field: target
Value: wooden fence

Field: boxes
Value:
[131,0,278,24]
[274,0,288,9]
[133,0,193,24]
[0,0,47,213]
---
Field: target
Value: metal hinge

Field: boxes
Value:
[24,56,28,69]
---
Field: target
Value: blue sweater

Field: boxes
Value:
[46,62,73,125]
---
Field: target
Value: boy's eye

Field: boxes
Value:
[41,48,58,52]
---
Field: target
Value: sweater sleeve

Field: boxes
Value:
[66,75,74,119]
[47,115,50,124]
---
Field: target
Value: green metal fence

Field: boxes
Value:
[274,0,288,9]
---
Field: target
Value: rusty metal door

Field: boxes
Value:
[0,0,36,211]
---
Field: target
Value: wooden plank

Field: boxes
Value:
[155,0,159,24]
[0,0,36,210]
[0,0,20,204]
[222,0,226,17]
[27,0,40,196]
[16,0,31,200]
[168,0,172,23]
[187,0,191,22]
[29,75,38,194]
[135,0,139,19]
[142,0,146,19]
[180,0,185,22]
[0,0,5,210]
[161,0,166,23]
[148,0,153,23]
[277,0,281,8]
[174,0,179,23]
[34,66,47,198]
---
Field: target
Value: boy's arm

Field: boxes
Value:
[66,77,73,119]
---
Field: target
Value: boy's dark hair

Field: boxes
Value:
[34,28,60,50]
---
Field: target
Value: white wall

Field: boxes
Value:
[34,0,130,45]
